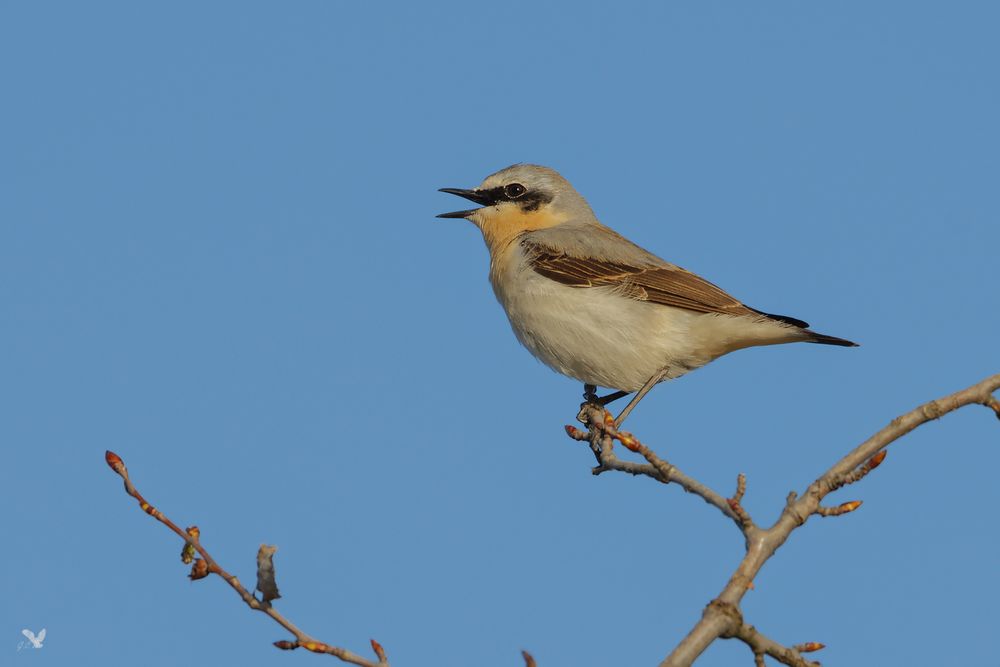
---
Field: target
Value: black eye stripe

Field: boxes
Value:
[479,186,511,203]
[477,185,552,211]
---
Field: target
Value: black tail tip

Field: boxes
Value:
[808,331,859,347]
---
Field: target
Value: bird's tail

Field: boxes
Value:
[752,308,859,347]
[805,330,859,347]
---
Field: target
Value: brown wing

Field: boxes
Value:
[522,238,760,318]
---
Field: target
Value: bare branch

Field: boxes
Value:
[837,450,887,488]
[733,623,822,667]
[370,639,389,666]
[104,451,386,667]
[791,642,826,654]
[727,473,754,528]
[569,404,745,530]
[105,372,998,665]
[660,372,1000,667]
[985,394,1000,420]
[731,473,747,505]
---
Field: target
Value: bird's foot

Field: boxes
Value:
[597,390,629,406]
[583,384,629,407]
[580,385,615,428]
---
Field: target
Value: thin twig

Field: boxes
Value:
[815,500,863,517]
[984,394,1000,420]
[569,404,745,529]
[834,450,887,489]
[733,623,822,667]
[104,451,386,667]
[727,473,753,528]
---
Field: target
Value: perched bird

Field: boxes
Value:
[438,164,857,423]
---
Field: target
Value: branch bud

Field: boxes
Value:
[794,642,826,653]
[105,450,127,476]
[617,432,640,452]
[301,640,327,653]
[867,450,887,470]
[371,639,387,663]
[817,500,863,517]
[181,527,200,564]
[839,500,862,513]
[189,558,210,580]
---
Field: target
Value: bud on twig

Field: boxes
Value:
[794,642,826,653]
[105,450,127,476]
[617,432,640,452]
[301,640,327,653]
[371,638,387,664]
[816,500,862,517]
[867,450,887,469]
[189,558,210,580]
[180,526,200,564]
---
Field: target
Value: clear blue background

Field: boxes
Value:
[3,2,998,666]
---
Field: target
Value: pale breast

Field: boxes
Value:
[488,243,709,391]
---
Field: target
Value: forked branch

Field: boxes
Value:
[104,451,388,667]
[565,372,1000,666]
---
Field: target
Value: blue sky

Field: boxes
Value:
[2,2,998,666]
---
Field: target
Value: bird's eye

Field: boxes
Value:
[504,183,527,199]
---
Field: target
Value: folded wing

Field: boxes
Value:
[522,238,769,319]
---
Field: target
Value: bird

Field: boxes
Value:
[21,629,45,649]
[437,164,857,425]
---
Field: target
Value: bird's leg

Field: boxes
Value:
[583,384,599,403]
[597,390,629,406]
[613,368,670,428]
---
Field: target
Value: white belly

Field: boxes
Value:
[488,249,803,392]
[490,263,711,391]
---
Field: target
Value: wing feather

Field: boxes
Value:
[522,237,760,318]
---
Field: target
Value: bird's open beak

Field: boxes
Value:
[437,188,492,219]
